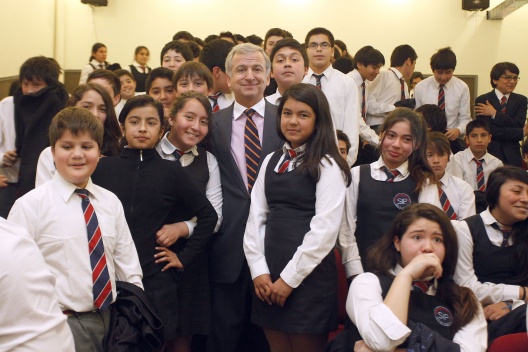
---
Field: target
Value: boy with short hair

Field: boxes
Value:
[427,131,475,220]
[416,104,448,133]
[8,107,143,352]
[266,38,308,105]
[414,47,472,153]
[160,40,194,73]
[87,69,122,113]
[145,67,177,120]
[336,129,350,161]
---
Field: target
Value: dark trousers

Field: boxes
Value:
[66,308,111,352]
[0,183,18,218]
[208,264,269,352]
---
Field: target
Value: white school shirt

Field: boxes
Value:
[439,172,476,220]
[79,59,106,84]
[452,209,524,308]
[8,172,144,312]
[0,96,19,182]
[243,144,347,288]
[265,89,282,106]
[446,148,504,191]
[414,76,472,135]
[347,265,488,352]
[156,132,223,234]
[209,92,235,111]
[337,157,441,277]
[303,66,360,165]
[35,146,54,187]
[0,218,76,352]
[366,68,409,126]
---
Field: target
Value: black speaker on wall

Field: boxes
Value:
[462,0,489,11]
[81,0,108,6]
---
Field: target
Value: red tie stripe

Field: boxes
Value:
[381,166,400,182]
[244,109,261,193]
[438,84,445,111]
[75,189,113,310]
[412,279,434,293]
[473,158,485,192]
[491,223,511,247]
[361,82,366,120]
[277,149,300,174]
[209,92,221,113]
[438,183,457,220]
[500,96,507,114]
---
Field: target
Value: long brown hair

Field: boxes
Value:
[367,203,480,332]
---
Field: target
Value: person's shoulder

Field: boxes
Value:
[448,172,472,190]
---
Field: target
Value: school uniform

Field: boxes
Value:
[265,89,282,106]
[0,96,19,217]
[347,266,487,351]
[91,148,217,339]
[79,59,108,84]
[208,91,235,111]
[366,68,409,127]
[244,144,347,333]
[126,61,152,92]
[447,148,504,191]
[438,172,476,220]
[337,158,441,277]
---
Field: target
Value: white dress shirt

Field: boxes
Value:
[303,66,360,165]
[347,266,487,352]
[414,76,472,135]
[337,157,441,277]
[0,96,19,182]
[265,89,282,106]
[453,209,524,308]
[0,218,76,351]
[156,132,223,233]
[209,92,235,111]
[243,144,347,288]
[446,148,504,191]
[35,146,55,187]
[8,172,143,312]
[439,172,476,220]
[366,68,409,126]
[79,59,106,84]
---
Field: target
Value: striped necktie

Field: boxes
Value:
[412,279,434,293]
[209,92,221,113]
[74,189,113,310]
[491,223,511,247]
[313,73,324,89]
[244,108,261,193]
[381,166,400,182]
[361,82,366,120]
[473,158,485,191]
[400,78,405,101]
[438,182,457,220]
[500,96,507,114]
[277,149,301,174]
[172,149,184,163]
[438,84,445,111]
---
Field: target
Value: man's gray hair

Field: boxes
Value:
[225,43,271,78]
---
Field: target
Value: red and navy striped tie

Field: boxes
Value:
[473,158,486,192]
[209,92,221,113]
[244,109,261,193]
[313,73,324,89]
[277,149,299,174]
[412,279,434,293]
[500,96,507,114]
[75,189,113,310]
[438,183,457,220]
[361,82,366,120]
[382,166,400,182]
[400,78,405,101]
[438,84,445,111]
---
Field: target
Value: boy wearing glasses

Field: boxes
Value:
[474,62,528,167]
[302,27,371,165]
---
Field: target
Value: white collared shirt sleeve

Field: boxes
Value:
[366,70,397,115]
[206,151,223,233]
[445,174,476,219]
[455,82,471,135]
[452,219,520,304]
[243,153,272,280]
[453,304,488,352]
[347,272,411,351]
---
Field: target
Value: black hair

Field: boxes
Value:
[172,61,213,92]
[114,69,135,81]
[145,67,174,94]
[334,40,352,59]
[134,46,149,57]
[277,83,351,186]
[218,31,237,43]
[170,91,213,143]
[332,57,354,75]
[336,129,351,152]
[87,69,121,97]
[246,34,264,46]
[204,34,218,43]
[416,104,447,133]
[353,46,385,70]
[234,34,248,43]
[390,44,417,67]
[466,119,490,135]
[270,38,309,69]
[172,30,194,42]
[199,39,235,73]
[185,41,201,60]
[19,56,61,86]
[304,27,335,47]
[160,40,193,65]
[264,28,286,47]
[426,131,451,158]
[410,71,424,84]
[194,37,205,48]
[118,94,164,125]
[490,62,520,88]
[89,42,106,62]
[430,47,457,71]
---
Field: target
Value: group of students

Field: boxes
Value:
[0,25,528,352]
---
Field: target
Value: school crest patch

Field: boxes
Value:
[434,306,453,327]
[393,193,411,210]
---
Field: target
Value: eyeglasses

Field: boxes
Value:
[500,75,520,82]
[307,42,331,50]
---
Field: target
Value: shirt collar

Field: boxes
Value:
[90,59,104,67]
[494,88,510,101]
[433,77,450,89]
[373,157,409,177]
[481,208,497,226]
[282,142,306,155]
[439,172,449,186]
[307,65,334,79]
[266,89,282,105]
[159,131,198,156]
[53,171,98,202]
[350,69,364,86]
[389,67,403,79]
[463,147,488,164]
[233,98,266,121]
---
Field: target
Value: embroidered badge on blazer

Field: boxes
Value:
[393,193,411,210]
[434,306,454,327]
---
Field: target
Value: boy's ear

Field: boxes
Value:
[212,67,221,78]
[488,133,492,142]
[113,94,121,107]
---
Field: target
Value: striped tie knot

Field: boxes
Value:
[277,149,301,174]
[209,92,221,112]
[75,188,90,199]
[172,149,184,161]
[412,279,434,293]
[438,84,445,111]
[381,166,400,182]
[437,182,457,220]
[500,96,507,113]
[473,158,486,191]
[491,222,511,247]
[244,109,261,193]
[313,73,324,89]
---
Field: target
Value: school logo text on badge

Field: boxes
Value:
[393,193,411,210]
[434,306,453,327]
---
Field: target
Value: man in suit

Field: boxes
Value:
[207,43,283,352]
[475,62,528,167]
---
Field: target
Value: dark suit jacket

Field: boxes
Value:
[208,101,283,284]
[475,90,527,166]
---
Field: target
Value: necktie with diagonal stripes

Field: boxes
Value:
[500,96,507,114]
[473,158,485,192]
[438,84,445,111]
[244,109,261,193]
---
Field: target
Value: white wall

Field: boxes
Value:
[1,0,527,95]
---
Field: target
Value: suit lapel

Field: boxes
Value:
[261,101,282,158]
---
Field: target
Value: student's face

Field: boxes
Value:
[265,35,284,57]
[411,77,423,89]
[338,140,348,160]
[75,90,107,123]
[227,51,270,107]
[426,149,448,179]
[394,218,445,273]
[135,49,150,66]
[380,121,415,170]
[119,75,136,100]
[168,99,209,151]
[93,47,107,63]
[492,179,528,226]
[465,127,491,158]
[21,78,48,95]
[306,34,333,72]
[122,106,162,149]
[52,130,100,189]
[493,70,518,95]
[175,74,210,97]
[357,63,383,82]
[433,69,454,86]
[280,98,316,149]
[271,47,307,91]
[148,78,177,111]
[87,78,120,107]
[162,50,187,72]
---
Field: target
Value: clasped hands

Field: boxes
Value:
[253,274,293,307]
